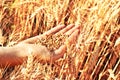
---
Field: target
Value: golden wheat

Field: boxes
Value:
[0,0,120,80]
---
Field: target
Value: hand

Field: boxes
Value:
[19,24,80,62]
[0,24,80,67]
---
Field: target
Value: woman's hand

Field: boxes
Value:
[0,24,81,67]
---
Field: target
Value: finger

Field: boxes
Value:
[55,29,80,54]
[20,35,43,44]
[51,29,80,61]
[20,25,65,44]
[68,29,80,44]
[65,25,80,36]
[56,24,75,35]
[43,24,65,36]
[51,45,66,61]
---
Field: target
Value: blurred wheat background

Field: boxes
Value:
[0,0,120,80]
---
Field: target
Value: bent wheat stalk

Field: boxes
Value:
[0,24,80,67]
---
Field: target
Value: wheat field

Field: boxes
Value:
[0,0,120,80]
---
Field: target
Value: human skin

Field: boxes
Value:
[0,24,80,67]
